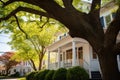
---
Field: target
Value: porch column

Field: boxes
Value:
[72,41,76,66]
[76,47,79,66]
[57,47,61,68]
[65,51,67,64]
[47,51,50,69]
[62,52,64,67]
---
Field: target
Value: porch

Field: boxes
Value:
[46,35,91,72]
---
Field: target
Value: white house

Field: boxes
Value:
[0,60,33,76]
[46,1,120,79]
[8,61,33,76]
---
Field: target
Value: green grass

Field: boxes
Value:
[0,76,6,79]
[18,77,26,80]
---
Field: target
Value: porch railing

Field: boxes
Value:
[49,59,85,69]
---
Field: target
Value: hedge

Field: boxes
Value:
[45,70,55,80]
[34,69,49,80]
[53,68,67,80]
[67,66,89,80]
[26,71,38,80]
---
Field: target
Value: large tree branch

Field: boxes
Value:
[62,0,73,9]
[88,0,104,44]
[0,0,5,4]
[113,42,120,55]
[104,5,120,47]
[0,6,53,22]
[89,0,101,17]
[14,15,41,55]
[14,15,28,39]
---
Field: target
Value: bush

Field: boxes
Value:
[53,68,67,80]
[45,70,55,80]
[67,66,89,80]
[35,69,49,80]
[26,71,38,80]
[10,72,20,77]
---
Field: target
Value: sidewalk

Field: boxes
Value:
[0,79,18,80]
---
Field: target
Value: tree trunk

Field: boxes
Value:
[38,54,44,70]
[29,59,37,71]
[98,49,120,80]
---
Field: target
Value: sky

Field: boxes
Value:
[82,0,92,3]
[0,33,13,55]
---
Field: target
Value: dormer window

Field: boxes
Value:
[58,36,61,40]
[64,33,66,36]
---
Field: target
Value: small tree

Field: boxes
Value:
[0,52,19,75]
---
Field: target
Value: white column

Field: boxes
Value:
[64,51,67,67]
[47,51,50,69]
[72,41,76,66]
[57,48,61,68]
[76,47,79,66]
[62,52,64,67]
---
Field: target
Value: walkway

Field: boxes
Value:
[0,79,17,80]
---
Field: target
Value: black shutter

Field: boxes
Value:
[100,16,105,27]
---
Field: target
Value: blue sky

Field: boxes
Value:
[0,33,13,55]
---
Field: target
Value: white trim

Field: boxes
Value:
[57,48,61,68]
[72,41,76,66]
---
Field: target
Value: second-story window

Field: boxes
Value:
[105,14,113,27]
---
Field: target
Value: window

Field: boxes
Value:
[66,49,72,59]
[14,69,16,72]
[78,47,83,59]
[105,14,112,27]
[28,68,31,72]
[60,54,62,61]
[92,50,97,59]
[112,13,116,18]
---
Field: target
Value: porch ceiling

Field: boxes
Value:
[46,35,88,52]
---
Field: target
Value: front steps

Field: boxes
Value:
[90,71,102,80]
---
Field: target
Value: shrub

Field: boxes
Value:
[26,71,38,80]
[53,68,67,80]
[67,66,89,80]
[35,69,49,80]
[45,70,55,80]
[10,72,20,77]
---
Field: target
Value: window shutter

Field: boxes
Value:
[100,16,105,27]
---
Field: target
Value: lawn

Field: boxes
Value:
[18,77,26,80]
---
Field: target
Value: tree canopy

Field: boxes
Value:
[8,16,65,70]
